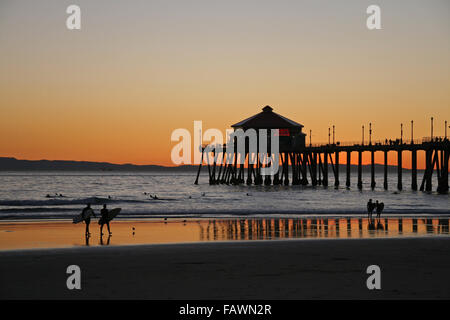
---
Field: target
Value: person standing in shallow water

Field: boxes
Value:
[82,203,95,236]
[376,201,384,219]
[100,204,112,235]
[374,200,379,217]
[367,199,374,219]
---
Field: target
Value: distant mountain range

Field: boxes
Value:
[0,157,197,171]
[0,157,417,172]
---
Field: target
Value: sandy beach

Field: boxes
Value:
[1,217,448,251]
[1,236,450,299]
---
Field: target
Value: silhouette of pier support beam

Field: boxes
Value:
[425,150,433,191]
[310,153,318,186]
[371,151,376,189]
[317,153,322,185]
[299,152,310,186]
[291,153,300,185]
[211,151,218,184]
[357,151,362,189]
[346,151,351,187]
[397,150,403,191]
[323,152,328,187]
[194,148,205,185]
[283,152,289,185]
[411,150,417,190]
[444,149,449,193]
[383,151,388,190]
[437,149,449,194]
[217,152,225,183]
[334,151,340,187]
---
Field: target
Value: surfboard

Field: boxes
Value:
[72,208,94,224]
[98,208,121,224]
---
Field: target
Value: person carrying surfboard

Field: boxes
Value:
[100,204,112,235]
[82,203,96,236]
[376,201,384,219]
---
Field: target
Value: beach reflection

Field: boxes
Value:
[99,234,111,246]
[197,217,450,241]
[0,217,449,250]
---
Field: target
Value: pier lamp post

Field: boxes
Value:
[333,125,335,145]
[310,130,312,146]
[369,123,372,145]
[431,117,434,140]
[401,123,403,144]
[362,125,365,145]
[328,127,331,145]
[411,120,414,144]
[445,121,447,140]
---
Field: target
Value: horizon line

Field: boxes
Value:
[0,156,424,170]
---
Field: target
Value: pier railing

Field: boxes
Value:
[202,137,448,152]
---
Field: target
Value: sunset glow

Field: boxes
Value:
[1,0,449,168]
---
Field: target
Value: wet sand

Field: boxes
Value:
[1,219,450,299]
[0,217,448,250]
[1,237,450,299]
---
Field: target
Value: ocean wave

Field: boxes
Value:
[0,207,449,220]
[0,207,77,213]
[0,197,148,207]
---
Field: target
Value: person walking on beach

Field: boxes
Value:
[100,204,112,235]
[367,199,374,219]
[376,201,384,219]
[374,200,379,215]
[82,203,95,236]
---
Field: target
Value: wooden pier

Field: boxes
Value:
[195,106,449,194]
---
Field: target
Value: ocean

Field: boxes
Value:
[0,171,448,220]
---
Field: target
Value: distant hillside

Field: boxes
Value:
[0,157,416,173]
[0,157,198,171]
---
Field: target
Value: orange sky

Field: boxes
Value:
[0,1,449,168]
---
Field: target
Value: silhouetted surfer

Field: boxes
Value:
[376,201,384,219]
[100,204,112,235]
[374,200,380,218]
[82,203,95,236]
[367,199,374,219]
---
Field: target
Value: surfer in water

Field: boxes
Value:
[82,203,95,236]
[100,204,112,235]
